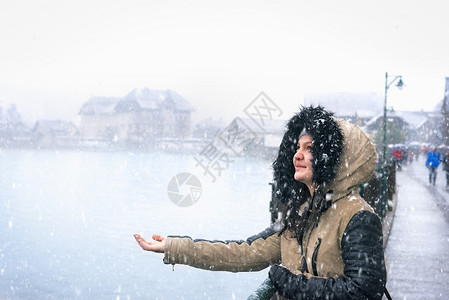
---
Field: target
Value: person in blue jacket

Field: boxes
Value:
[426,147,442,185]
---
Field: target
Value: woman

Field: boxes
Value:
[134,105,387,299]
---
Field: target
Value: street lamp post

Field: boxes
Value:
[380,72,404,218]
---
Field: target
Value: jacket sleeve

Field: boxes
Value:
[269,211,386,300]
[163,222,282,272]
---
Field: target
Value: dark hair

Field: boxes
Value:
[278,182,312,243]
[273,105,343,243]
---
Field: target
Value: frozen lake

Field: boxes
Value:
[0,149,274,299]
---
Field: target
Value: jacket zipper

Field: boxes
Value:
[312,238,322,276]
[302,192,320,273]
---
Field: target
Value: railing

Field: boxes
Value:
[360,160,396,219]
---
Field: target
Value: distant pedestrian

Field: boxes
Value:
[426,147,442,185]
[407,149,414,164]
[443,151,449,190]
[414,148,420,161]
[393,148,403,170]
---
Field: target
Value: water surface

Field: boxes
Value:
[0,149,273,299]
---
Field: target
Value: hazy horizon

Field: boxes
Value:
[1,0,449,125]
[1,88,441,128]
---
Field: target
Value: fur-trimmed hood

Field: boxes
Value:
[273,105,376,203]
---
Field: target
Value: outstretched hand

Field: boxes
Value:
[134,234,166,253]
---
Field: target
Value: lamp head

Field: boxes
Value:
[396,78,404,89]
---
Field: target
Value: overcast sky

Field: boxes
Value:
[1,0,449,124]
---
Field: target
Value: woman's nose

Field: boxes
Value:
[294,150,303,160]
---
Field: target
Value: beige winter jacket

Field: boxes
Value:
[163,119,386,299]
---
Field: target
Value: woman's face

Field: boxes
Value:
[293,134,314,188]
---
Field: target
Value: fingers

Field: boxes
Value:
[134,234,150,250]
[134,234,145,243]
[134,234,165,253]
[152,234,165,242]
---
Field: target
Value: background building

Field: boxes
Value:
[78,87,194,148]
[304,92,383,126]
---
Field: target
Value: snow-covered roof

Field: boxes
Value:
[164,89,195,111]
[393,111,430,129]
[79,97,121,115]
[119,88,194,112]
[365,110,431,130]
[304,92,383,118]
